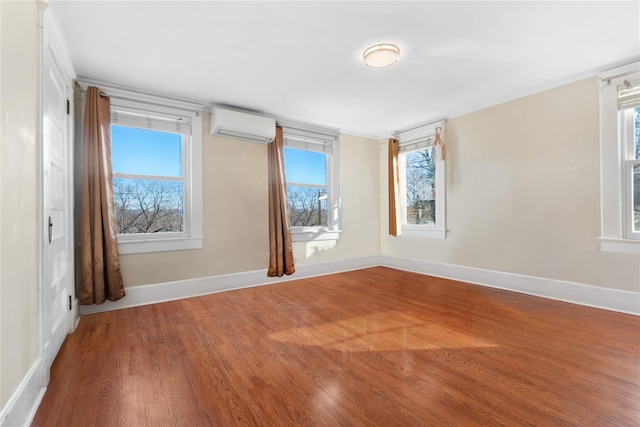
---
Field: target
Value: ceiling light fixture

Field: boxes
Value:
[362,44,400,68]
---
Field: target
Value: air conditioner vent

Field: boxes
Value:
[210,108,275,144]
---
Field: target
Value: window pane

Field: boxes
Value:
[111,125,182,177]
[287,186,328,227]
[635,107,639,160]
[634,164,640,232]
[284,147,327,185]
[113,178,183,234]
[405,148,436,225]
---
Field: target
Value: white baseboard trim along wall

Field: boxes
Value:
[0,357,46,427]
[80,255,640,316]
[79,255,388,315]
[7,255,639,427]
[379,256,640,316]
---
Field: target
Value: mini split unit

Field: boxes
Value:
[209,107,275,144]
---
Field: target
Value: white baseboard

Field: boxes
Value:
[79,255,387,315]
[0,357,46,427]
[80,254,639,316]
[379,255,640,315]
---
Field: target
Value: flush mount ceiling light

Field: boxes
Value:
[362,43,400,68]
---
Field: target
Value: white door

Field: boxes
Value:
[42,38,72,371]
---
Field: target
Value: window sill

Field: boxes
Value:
[117,235,204,255]
[400,227,447,239]
[290,229,342,242]
[599,237,640,254]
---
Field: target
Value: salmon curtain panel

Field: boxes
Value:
[388,138,401,236]
[267,126,295,277]
[434,127,446,160]
[78,86,125,304]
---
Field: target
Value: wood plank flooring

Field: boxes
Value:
[32,267,639,426]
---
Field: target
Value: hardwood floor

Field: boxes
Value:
[33,267,639,426]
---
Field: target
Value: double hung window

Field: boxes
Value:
[100,87,204,254]
[599,65,640,252]
[281,122,340,241]
[396,122,446,238]
[619,93,640,239]
[284,147,329,227]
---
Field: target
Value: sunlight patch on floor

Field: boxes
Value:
[267,310,498,352]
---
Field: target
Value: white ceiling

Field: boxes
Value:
[49,1,639,138]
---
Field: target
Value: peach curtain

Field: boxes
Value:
[434,127,446,160]
[388,138,400,236]
[267,126,295,277]
[78,86,125,304]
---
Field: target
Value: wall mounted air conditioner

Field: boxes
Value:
[209,107,275,144]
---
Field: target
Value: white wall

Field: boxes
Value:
[381,77,640,293]
[119,126,380,287]
[0,0,40,409]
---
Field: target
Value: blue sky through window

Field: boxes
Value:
[111,125,182,177]
[284,147,326,185]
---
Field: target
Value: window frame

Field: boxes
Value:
[280,121,341,242]
[81,82,205,255]
[396,121,447,239]
[598,63,640,253]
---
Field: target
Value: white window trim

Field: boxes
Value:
[79,79,205,254]
[280,119,341,242]
[599,63,640,253]
[395,120,447,239]
[290,228,342,242]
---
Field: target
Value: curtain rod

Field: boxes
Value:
[80,87,165,103]
[77,79,206,114]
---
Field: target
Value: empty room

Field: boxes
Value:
[1,1,639,426]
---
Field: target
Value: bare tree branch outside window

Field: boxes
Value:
[405,147,436,225]
[287,186,328,227]
[114,178,183,234]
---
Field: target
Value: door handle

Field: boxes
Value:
[48,216,53,244]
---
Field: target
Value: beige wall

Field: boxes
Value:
[119,127,270,286]
[120,127,380,287]
[293,133,380,264]
[122,78,640,294]
[0,0,41,408]
[381,77,640,293]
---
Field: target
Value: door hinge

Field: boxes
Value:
[68,295,72,311]
[66,99,70,115]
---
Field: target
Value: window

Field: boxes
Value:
[112,126,184,234]
[285,147,328,227]
[102,88,204,254]
[599,64,640,253]
[621,106,640,239]
[281,121,340,241]
[397,122,446,238]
